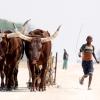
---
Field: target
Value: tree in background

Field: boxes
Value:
[0,19,22,31]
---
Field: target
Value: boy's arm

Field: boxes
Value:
[92,46,99,63]
[78,51,81,57]
[93,53,99,63]
[78,44,85,57]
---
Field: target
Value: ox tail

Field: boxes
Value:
[20,41,24,59]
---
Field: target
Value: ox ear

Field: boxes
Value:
[41,25,61,43]
[0,32,6,38]
[0,32,6,42]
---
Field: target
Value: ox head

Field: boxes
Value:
[21,25,61,64]
[26,36,43,64]
[27,26,61,64]
[0,30,12,61]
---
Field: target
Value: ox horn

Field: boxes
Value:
[6,32,32,42]
[0,21,32,42]
[13,23,18,32]
[41,25,61,42]
[6,25,61,42]
[23,19,31,27]
[0,31,32,42]
[8,20,32,41]
[21,19,31,34]
[12,19,31,34]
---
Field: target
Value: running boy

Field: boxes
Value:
[78,35,99,90]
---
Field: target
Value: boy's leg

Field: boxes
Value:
[80,61,88,85]
[88,73,93,90]
[88,61,93,90]
[79,75,88,85]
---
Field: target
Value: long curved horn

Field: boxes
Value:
[21,19,31,34]
[23,19,31,27]
[6,32,32,42]
[41,25,61,43]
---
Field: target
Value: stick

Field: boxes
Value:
[54,52,58,84]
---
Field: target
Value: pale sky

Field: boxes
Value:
[0,0,100,64]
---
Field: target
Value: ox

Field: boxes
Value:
[0,30,24,90]
[16,26,61,91]
[0,20,30,90]
[4,30,24,90]
[25,29,52,91]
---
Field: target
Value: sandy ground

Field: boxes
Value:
[0,61,100,100]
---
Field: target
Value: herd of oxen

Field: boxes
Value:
[0,19,61,91]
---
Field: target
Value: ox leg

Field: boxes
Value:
[0,61,5,89]
[4,64,8,89]
[27,60,32,89]
[31,77,35,91]
[29,63,35,91]
[14,68,18,89]
[7,66,15,91]
[29,63,34,91]
[1,71,5,89]
[31,66,36,91]
[39,64,47,91]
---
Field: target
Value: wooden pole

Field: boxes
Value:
[54,52,58,84]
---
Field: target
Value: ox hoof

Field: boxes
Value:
[0,83,5,90]
[14,86,18,90]
[27,82,32,89]
[30,89,36,92]
[6,88,13,91]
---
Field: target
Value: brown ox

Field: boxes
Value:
[0,30,24,90]
[0,20,30,90]
[25,29,51,91]
[1,30,24,90]
[23,26,61,91]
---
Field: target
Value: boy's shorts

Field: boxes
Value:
[82,60,94,75]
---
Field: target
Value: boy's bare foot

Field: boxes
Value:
[88,87,92,90]
[79,78,84,85]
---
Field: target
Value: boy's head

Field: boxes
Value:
[86,35,93,44]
